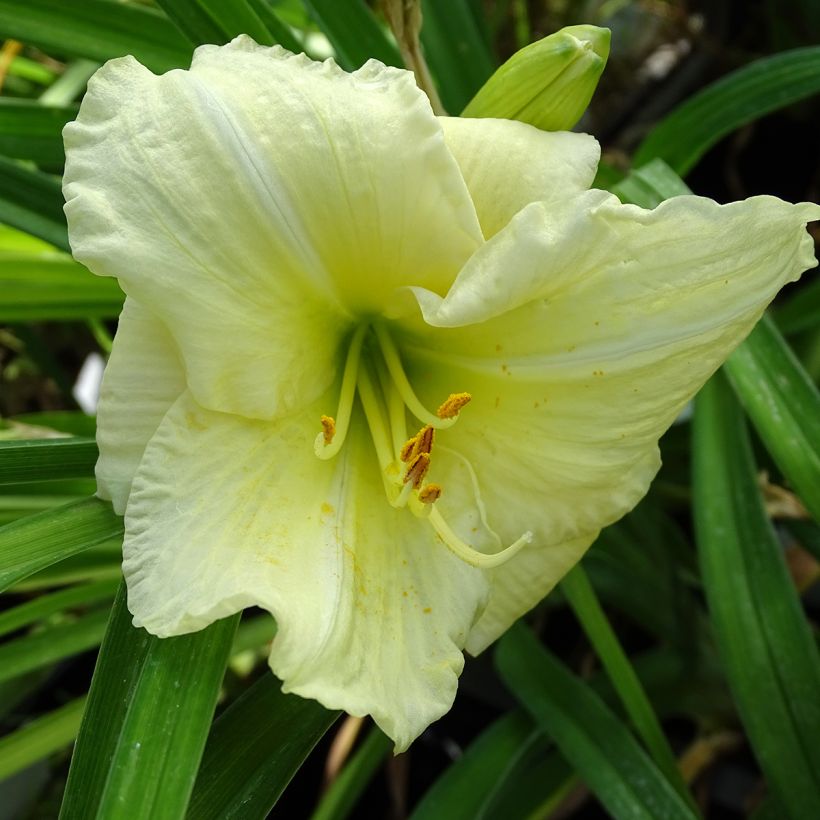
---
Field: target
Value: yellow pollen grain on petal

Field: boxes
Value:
[418,483,442,504]
[320,415,336,445]
[437,392,472,420]
[404,452,431,489]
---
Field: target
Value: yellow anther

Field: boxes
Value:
[416,424,435,455]
[399,435,418,463]
[400,424,435,464]
[320,415,336,445]
[404,452,431,489]
[418,483,442,504]
[437,392,472,420]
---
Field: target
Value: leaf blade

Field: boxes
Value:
[496,623,699,820]
[59,582,239,820]
[692,375,820,817]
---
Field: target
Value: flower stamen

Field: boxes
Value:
[400,424,435,463]
[404,451,431,489]
[314,324,368,460]
[437,392,471,420]
[320,415,336,445]
[428,507,533,569]
[373,323,463,429]
[418,484,442,504]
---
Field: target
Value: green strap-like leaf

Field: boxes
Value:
[0,497,122,593]
[302,0,401,70]
[60,582,239,820]
[693,374,820,817]
[188,675,339,819]
[0,100,76,165]
[410,711,551,820]
[0,578,118,639]
[724,314,820,521]
[0,438,98,485]
[0,696,87,783]
[420,0,496,113]
[0,252,124,321]
[310,726,391,820]
[0,607,110,685]
[0,156,69,250]
[0,0,192,73]
[634,46,820,175]
[12,540,122,591]
[560,565,696,811]
[155,0,301,52]
[496,623,700,820]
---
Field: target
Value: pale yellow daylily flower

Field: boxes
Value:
[63,36,819,751]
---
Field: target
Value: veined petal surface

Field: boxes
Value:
[63,38,483,420]
[123,390,488,751]
[440,117,599,238]
[95,298,185,515]
[405,191,820,651]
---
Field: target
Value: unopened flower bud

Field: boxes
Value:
[461,25,610,131]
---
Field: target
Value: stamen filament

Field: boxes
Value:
[373,323,456,429]
[428,508,533,569]
[375,357,408,460]
[314,324,368,459]
[355,361,396,473]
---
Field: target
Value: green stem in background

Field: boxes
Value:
[510,0,530,50]
[39,59,99,106]
[86,317,113,355]
[560,564,697,812]
[310,725,392,820]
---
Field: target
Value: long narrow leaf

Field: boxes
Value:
[0,608,110,684]
[0,497,122,594]
[411,711,550,820]
[0,579,118,639]
[496,623,699,820]
[560,565,695,810]
[188,675,339,819]
[311,726,391,820]
[635,47,820,175]
[0,252,123,321]
[155,0,300,52]
[724,314,820,521]
[302,0,401,70]
[0,438,98,485]
[0,100,76,165]
[0,156,69,250]
[693,374,820,817]
[420,0,495,113]
[60,582,239,820]
[0,697,86,782]
[0,0,192,73]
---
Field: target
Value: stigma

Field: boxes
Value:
[313,323,532,570]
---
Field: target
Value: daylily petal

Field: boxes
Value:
[439,116,599,238]
[95,298,184,514]
[123,390,488,751]
[405,190,819,650]
[63,38,483,420]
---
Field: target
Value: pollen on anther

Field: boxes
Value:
[320,415,336,445]
[400,435,417,462]
[437,392,471,420]
[419,483,442,504]
[404,452,431,488]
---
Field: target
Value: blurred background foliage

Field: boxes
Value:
[0,1,819,818]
